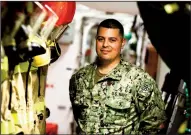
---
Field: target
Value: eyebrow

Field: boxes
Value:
[96,36,117,40]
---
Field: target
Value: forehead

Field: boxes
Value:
[97,27,121,37]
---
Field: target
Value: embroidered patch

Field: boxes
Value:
[140,83,150,92]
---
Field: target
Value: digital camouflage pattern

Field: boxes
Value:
[69,59,166,134]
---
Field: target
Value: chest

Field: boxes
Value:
[74,77,135,110]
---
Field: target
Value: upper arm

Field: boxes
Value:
[137,77,165,111]
[69,74,80,123]
[135,72,167,133]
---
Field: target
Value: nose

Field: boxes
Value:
[103,40,109,47]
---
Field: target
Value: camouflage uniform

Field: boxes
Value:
[69,59,166,134]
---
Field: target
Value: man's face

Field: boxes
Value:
[96,27,125,62]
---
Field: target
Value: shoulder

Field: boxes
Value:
[119,60,155,82]
[120,61,145,77]
[128,64,154,82]
[70,63,94,81]
[121,62,157,90]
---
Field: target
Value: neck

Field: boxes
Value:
[97,57,120,74]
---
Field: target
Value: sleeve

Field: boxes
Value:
[135,73,167,134]
[69,74,80,124]
[69,75,76,104]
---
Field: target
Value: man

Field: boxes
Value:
[69,19,166,134]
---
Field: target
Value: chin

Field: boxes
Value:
[99,56,112,61]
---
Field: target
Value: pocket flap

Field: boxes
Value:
[105,98,131,109]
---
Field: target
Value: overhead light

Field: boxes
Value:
[164,3,179,14]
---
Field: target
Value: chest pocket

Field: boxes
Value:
[105,97,131,110]
[104,95,132,119]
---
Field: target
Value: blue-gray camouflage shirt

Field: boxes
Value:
[69,59,166,134]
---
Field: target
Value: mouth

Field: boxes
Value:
[101,49,110,54]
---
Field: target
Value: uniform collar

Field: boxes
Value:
[92,58,129,82]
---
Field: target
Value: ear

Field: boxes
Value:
[121,38,126,49]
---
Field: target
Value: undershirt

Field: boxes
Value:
[94,68,107,84]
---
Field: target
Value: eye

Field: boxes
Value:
[109,38,116,42]
[97,37,104,42]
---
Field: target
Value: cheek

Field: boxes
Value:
[111,44,122,53]
[96,42,102,51]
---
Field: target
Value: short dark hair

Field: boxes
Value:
[97,18,124,37]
